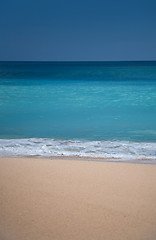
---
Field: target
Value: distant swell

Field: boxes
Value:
[0,138,156,163]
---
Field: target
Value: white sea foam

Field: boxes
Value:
[0,138,156,163]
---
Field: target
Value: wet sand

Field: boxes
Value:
[0,157,156,240]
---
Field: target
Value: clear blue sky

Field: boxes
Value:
[0,0,156,61]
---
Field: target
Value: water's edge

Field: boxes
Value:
[0,138,156,164]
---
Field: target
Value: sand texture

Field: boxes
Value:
[0,157,156,240]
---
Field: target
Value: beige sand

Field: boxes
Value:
[0,157,156,240]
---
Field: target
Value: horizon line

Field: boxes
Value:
[0,60,156,63]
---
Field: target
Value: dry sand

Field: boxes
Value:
[0,157,156,240]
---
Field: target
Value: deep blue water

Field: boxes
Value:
[0,61,156,161]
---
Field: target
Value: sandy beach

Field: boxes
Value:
[0,157,156,240]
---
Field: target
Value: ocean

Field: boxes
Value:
[0,61,156,162]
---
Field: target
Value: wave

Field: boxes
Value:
[0,138,156,163]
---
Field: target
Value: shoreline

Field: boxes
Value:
[0,154,156,165]
[0,157,156,240]
[1,138,156,164]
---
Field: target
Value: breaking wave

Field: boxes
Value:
[0,138,156,163]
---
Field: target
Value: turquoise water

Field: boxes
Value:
[0,61,156,161]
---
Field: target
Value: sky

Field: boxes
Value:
[0,0,156,61]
